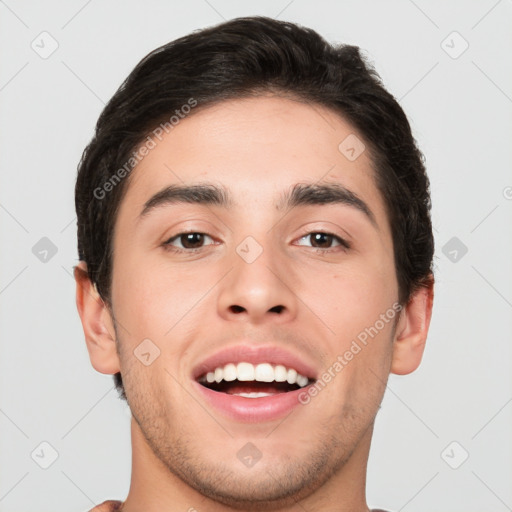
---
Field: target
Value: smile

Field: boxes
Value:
[197,362,312,398]
[192,345,318,422]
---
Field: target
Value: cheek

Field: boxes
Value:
[111,251,173,337]
[309,259,397,336]
[112,250,213,347]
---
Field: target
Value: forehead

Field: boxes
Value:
[117,95,390,234]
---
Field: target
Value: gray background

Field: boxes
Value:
[1,1,511,511]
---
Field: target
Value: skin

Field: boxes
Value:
[74,95,433,512]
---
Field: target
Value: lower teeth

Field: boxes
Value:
[233,392,275,398]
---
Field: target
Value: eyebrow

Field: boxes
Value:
[139,181,377,227]
[139,183,233,220]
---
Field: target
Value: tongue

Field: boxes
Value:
[212,380,296,395]
[225,384,280,395]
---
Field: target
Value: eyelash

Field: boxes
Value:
[162,231,351,254]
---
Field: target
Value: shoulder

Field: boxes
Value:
[88,500,124,512]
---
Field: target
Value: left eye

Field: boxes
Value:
[296,232,349,250]
[164,232,215,250]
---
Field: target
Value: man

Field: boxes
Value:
[74,16,434,512]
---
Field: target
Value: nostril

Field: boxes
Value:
[228,304,284,314]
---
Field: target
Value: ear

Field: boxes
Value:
[390,280,434,375]
[74,261,120,375]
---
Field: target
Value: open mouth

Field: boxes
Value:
[197,362,315,398]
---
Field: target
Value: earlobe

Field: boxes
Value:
[390,281,434,375]
[74,262,121,375]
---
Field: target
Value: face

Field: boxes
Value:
[104,96,406,507]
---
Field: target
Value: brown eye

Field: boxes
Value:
[164,232,214,251]
[296,232,350,250]
[310,233,334,248]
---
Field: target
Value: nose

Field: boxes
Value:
[216,238,298,325]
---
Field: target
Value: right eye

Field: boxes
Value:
[163,232,216,253]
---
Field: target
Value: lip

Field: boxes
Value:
[191,344,319,381]
[193,380,313,423]
[190,344,318,423]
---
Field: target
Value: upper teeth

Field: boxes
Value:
[201,362,310,388]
